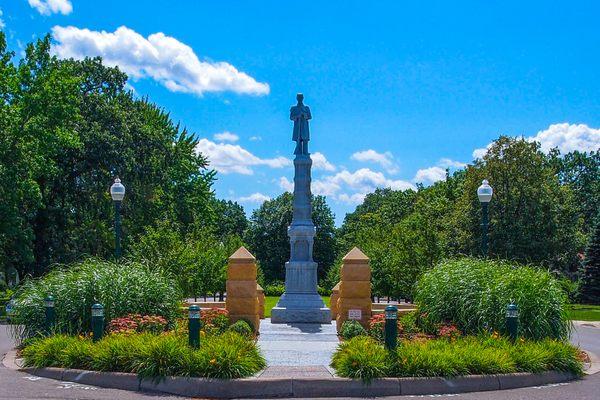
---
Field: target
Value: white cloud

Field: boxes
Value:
[28,0,72,15]
[0,9,4,29]
[51,25,270,96]
[473,123,600,159]
[213,131,239,143]
[311,168,415,202]
[237,193,270,203]
[196,138,290,175]
[529,123,600,154]
[413,158,466,184]
[311,152,336,171]
[351,149,398,173]
[279,177,294,192]
[438,158,467,168]
[338,193,367,204]
[414,166,446,184]
[249,136,262,141]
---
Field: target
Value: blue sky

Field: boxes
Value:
[2,1,600,224]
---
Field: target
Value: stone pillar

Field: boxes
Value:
[226,247,260,332]
[257,284,265,319]
[336,247,371,331]
[330,282,340,320]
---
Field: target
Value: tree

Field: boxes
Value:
[580,217,600,304]
[211,199,248,238]
[453,136,583,272]
[0,35,217,277]
[245,192,336,282]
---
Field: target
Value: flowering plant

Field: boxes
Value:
[108,314,167,335]
[367,313,403,342]
[201,308,229,335]
[437,323,461,340]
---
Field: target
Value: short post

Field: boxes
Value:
[506,303,519,342]
[91,303,104,342]
[188,305,201,348]
[44,295,55,335]
[384,305,398,350]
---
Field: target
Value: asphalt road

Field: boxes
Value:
[1,324,598,400]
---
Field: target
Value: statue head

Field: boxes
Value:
[296,93,304,104]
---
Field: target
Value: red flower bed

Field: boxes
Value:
[108,314,167,335]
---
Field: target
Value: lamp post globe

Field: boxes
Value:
[477,179,493,257]
[110,178,125,258]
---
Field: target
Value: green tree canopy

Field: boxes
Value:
[0,34,220,277]
[245,192,336,282]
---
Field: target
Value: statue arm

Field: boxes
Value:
[306,108,312,120]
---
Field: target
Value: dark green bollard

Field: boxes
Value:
[91,303,104,342]
[44,295,55,335]
[506,303,519,342]
[188,305,201,348]
[384,305,398,350]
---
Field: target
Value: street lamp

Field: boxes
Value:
[477,179,493,256]
[110,177,125,259]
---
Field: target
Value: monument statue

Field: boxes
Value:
[271,94,331,324]
[290,93,312,155]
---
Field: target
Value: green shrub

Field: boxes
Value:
[415,258,571,340]
[330,336,390,382]
[11,258,182,341]
[228,320,253,337]
[264,283,285,297]
[331,335,583,381]
[21,331,266,380]
[200,332,266,379]
[339,320,367,340]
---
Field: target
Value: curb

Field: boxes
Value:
[13,367,579,398]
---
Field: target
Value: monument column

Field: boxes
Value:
[271,94,331,324]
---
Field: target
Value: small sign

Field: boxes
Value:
[348,309,362,320]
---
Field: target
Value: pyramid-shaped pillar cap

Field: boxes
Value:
[229,246,256,263]
[342,247,369,263]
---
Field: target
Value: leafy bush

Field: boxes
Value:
[339,320,367,340]
[330,336,390,382]
[228,320,253,337]
[201,308,229,334]
[415,258,571,340]
[367,313,403,342]
[11,258,181,341]
[331,335,583,381]
[263,283,285,297]
[109,314,168,335]
[22,332,266,379]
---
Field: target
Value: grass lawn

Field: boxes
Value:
[567,304,600,321]
[264,296,330,318]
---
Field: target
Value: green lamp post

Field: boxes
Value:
[506,303,519,342]
[384,305,398,350]
[188,305,201,348]
[91,303,104,342]
[477,179,493,257]
[44,295,55,335]
[110,177,125,259]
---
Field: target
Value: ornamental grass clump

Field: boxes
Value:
[330,336,390,382]
[415,258,570,340]
[331,335,583,382]
[10,258,181,341]
[21,332,266,380]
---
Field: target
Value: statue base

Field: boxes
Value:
[271,260,331,324]
[271,293,331,324]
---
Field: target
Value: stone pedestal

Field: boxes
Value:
[271,153,330,324]
[225,247,260,332]
[336,247,372,331]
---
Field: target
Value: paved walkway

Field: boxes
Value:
[257,318,339,372]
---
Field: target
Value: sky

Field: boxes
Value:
[2,0,599,224]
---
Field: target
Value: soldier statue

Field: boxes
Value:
[290,93,312,155]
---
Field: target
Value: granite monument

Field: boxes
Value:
[271,94,331,324]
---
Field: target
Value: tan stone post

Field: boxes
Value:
[336,247,371,332]
[256,284,265,319]
[330,282,340,320]
[226,247,260,332]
